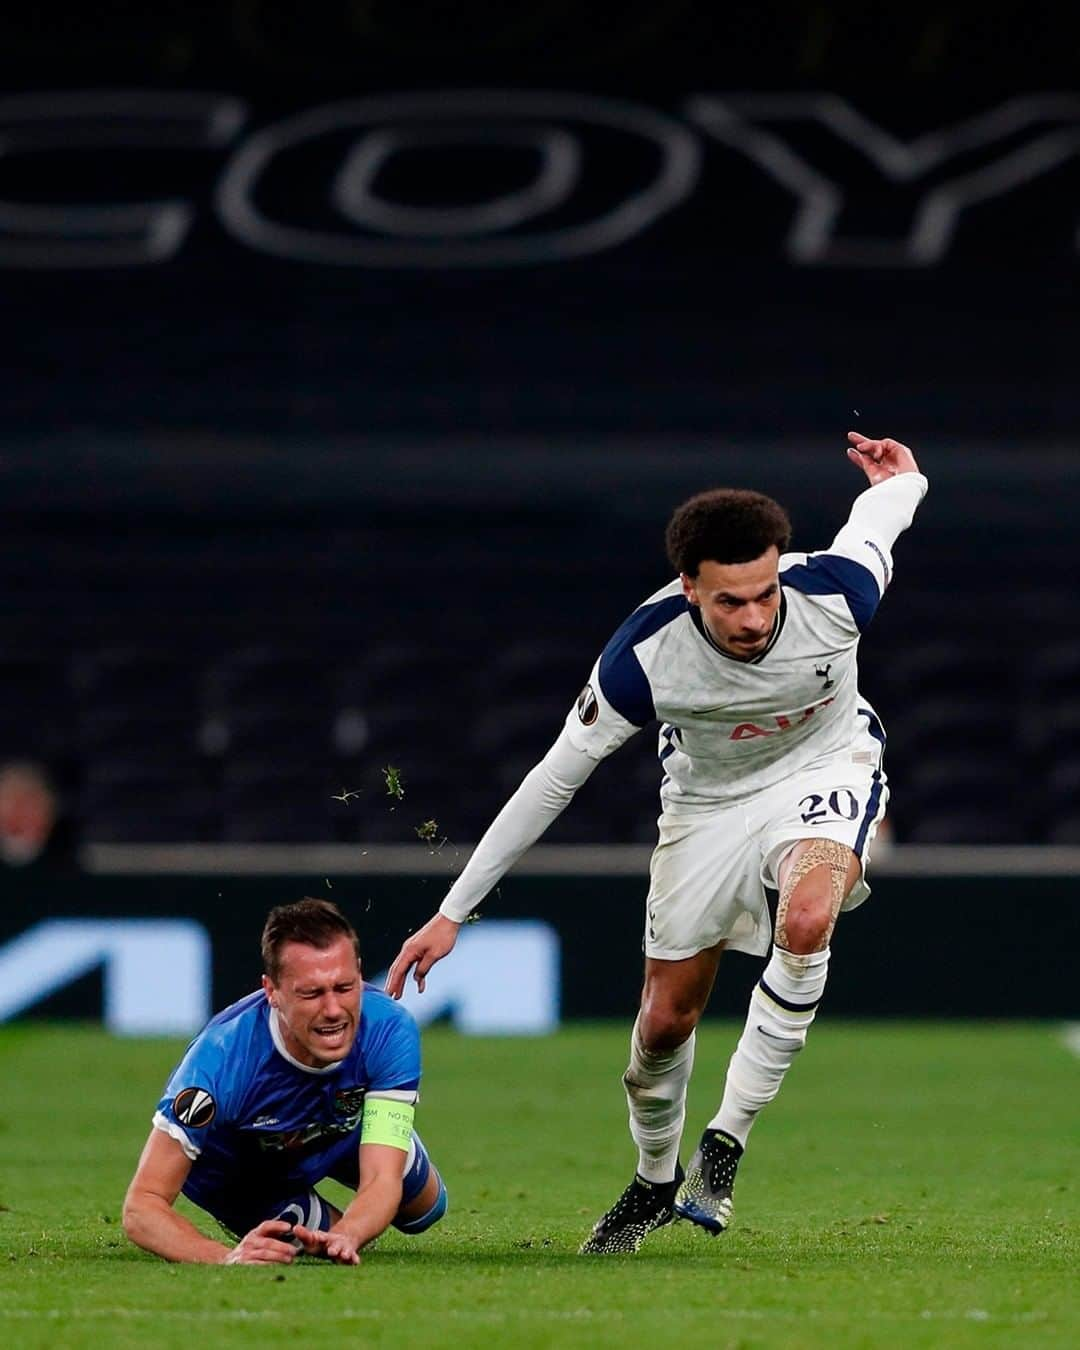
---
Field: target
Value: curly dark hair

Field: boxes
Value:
[261,897,361,983]
[665,488,792,575]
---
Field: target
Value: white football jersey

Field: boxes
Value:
[565,474,928,806]
[438,472,927,923]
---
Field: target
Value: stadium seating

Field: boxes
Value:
[1,499,1070,847]
[893,756,1027,844]
[78,761,218,843]
[6,621,1065,847]
[11,621,1062,847]
[0,654,71,762]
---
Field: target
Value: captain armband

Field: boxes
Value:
[361,1096,415,1151]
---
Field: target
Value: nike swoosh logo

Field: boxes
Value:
[756,1026,804,1044]
[690,706,727,716]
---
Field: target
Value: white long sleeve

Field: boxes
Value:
[844,471,928,547]
[824,471,928,593]
[438,726,600,922]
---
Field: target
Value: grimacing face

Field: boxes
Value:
[262,934,362,1068]
[681,547,781,660]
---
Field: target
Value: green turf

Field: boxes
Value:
[0,1021,1076,1349]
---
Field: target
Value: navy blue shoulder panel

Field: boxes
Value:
[780,553,880,631]
[598,594,689,727]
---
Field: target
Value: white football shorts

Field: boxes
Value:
[644,754,889,960]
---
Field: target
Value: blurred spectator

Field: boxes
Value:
[0,761,78,873]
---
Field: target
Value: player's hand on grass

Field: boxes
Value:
[323,1228,362,1266]
[385,913,461,998]
[846,432,920,484]
[223,1219,322,1265]
[289,1223,335,1257]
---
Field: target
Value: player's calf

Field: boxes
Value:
[707,943,829,1151]
[394,1175,448,1234]
[392,1132,448,1235]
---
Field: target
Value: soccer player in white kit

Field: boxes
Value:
[387,433,927,1252]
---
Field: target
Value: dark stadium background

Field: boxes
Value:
[1,2,1078,1023]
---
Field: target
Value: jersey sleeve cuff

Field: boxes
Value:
[152,1109,200,1161]
[848,472,928,548]
[365,1088,420,1105]
[862,471,929,508]
[439,895,474,923]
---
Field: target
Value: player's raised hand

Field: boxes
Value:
[224,1219,305,1264]
[846,432,920,484]
[385,913,461,999]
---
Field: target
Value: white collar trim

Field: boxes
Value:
[268,1006,346,1076]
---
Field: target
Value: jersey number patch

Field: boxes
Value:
[799,789,859,824]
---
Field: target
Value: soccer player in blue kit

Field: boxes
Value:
[388,434,927,1253]
[123,899,447,1264]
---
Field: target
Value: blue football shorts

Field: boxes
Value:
[205,1132,442,1238]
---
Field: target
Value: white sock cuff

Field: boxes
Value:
[630,1022,695,1075]
[758,945,830,1015]
[775,944,830,972]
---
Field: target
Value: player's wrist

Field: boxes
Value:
[329,1219,369,1252]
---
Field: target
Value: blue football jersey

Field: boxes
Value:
[153,983,420,1215]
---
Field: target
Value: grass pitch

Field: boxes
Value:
[0,1021,1076,1349]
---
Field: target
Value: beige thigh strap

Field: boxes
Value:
[776,838,852,951]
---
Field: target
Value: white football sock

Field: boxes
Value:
[710,945,830,1147]
[623,1017,695,1184]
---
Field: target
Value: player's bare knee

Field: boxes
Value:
[777,839,854,952]
[779,905,832,954]
[638,1003,698,1051]
[639,977,703,1048]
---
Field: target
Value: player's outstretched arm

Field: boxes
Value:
[385,912,460,998]
[385,727,607,1000]
[123,1128,329,1264]
[123,1127,230,1263]
[323,1143,409,1262]
[846,432,920,483]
